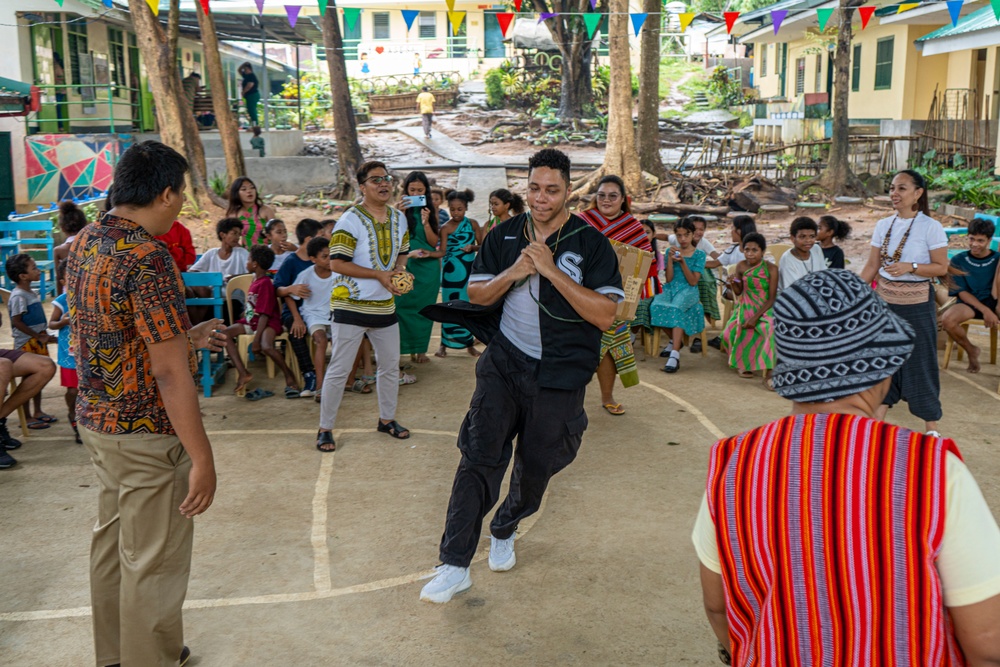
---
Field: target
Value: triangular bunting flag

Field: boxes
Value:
[445,0,455,10]
[317,0,327,15]
[816,7,833,31]
[630,13,648,36]
[679,12,695,32]
[496,12,516,37]
[539,12,557,23]
[285,5,300,27]
[343,7,361,31]
[54,0,65,5]
[947,0,962,25]
[590,0,597,9]
[583,13,603,38]
[402,9,419,30]
[771,9,787,34]
[896,3,919,13]
[147,0,159,15]
[449,10,466,31]
[991,0,1000,21]
[254,0,265,14]
[724,11,739,34]
[198,0,209,12]
[102,0,113,6]
[858,6,874,28]
[514,0,523,10]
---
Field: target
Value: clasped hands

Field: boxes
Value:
[512,242,556,281]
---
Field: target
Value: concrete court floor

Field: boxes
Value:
[2,331,999,667]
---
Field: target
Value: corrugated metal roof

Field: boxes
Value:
[916,4,999,42]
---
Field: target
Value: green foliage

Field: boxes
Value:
[276,72,333,129]
[209,172,228,198]
[913,154,1000,210]
[705,66,745,108]
[738,111,753,128]
[484,68,505,109]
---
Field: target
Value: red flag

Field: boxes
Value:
[199,0,210,12]
[513,0,522,11]
[724,11,740,33]
[858,5,875,28]
[496,12,515,36]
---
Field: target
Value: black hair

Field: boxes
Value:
[295,218,323,243]
[216,217,244,240]
[741,232,767,252]
[639,218,658,256]
[895,169,930,216]
[102,184,114,212]
[818,215,852,241]
[591,175,630,214]
[732,214,757,240]
[239,62,254,73]
[265,218,285,235]
[319,219,337,228]
[307,237,329,257]
[685,215,707,228]
[252,126,261,136]
[357,160,388,184]
[58,200,88,234]
[249,244,275,271]
[226,176,263,217]
[446,188,475,206]
[422,86,429,92]
[5,253,33,283]
[790,216,819,236]
[970,217,997,239]
[110,141,188,207]
[674,218,696,234]
[489,188,525,216]
[528,148,571,185]
[402,171,439,235]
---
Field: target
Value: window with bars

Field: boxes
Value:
[108,27,126,98]
[795,57,805,94]
[852,44,861,92]
[373,12,390,40]
[68,24,89,87]
[815,53,822,92]
[775,43,781,75]
[761,45,767,78]
[418,12,436,39]
[874,37,894,90]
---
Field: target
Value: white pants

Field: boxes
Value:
[319,322,400,430]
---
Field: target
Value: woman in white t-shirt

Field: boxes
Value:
[860,170,950,435]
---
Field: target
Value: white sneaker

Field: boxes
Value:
[419,564,471,603]
[926,430,942,438]
[489,534,516,572]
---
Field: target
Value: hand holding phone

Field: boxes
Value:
[403,195,426,208]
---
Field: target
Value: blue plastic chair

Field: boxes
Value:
[182,272,227,397]
[0,221,57,300]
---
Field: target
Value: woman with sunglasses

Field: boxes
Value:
[578,175,653,416]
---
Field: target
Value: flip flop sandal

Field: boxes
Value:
[36,415,58,424]
[345,379,372,394]
[27,419,51,430]
[361,375,376,386]
[316,430,336,452]
[284,386,301,399]
[737,371,754,379]
[399,372,417,385]
[377,420,410,439]
[246,388,274,401]
[602,403,625,416]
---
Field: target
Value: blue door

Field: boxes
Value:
[484,12,504,58]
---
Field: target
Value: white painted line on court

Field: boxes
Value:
[311,453,335,592]
[942,369,1000,402]
[638,381,727,440]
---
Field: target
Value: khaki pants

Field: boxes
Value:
[81,429,194,667]
[319,322,400,430]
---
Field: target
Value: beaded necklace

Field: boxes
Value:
[880,214,916,267]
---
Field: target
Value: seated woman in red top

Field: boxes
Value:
[155,220,196,272]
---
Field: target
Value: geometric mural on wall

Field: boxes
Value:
[24,134,132,205]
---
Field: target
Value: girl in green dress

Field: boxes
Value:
[226,176,276,248]
[395,171,442,364]
[480,188,525,241]
[436,188,482,357]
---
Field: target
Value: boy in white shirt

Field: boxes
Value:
[188,217,249,281]
[288,237,335,400]
[778,217,827,292]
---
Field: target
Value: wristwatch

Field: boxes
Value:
[911,262,919,273]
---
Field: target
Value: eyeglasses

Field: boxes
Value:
[364,175,394,185]
[596,193,621,201]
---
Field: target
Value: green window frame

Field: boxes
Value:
[874,37,893,90]
[851,44,861,92]
[775,43,781,75]
[108,27,127,98]
[67,22,89,87]
[815,53,822,92]
[761,45,767,78]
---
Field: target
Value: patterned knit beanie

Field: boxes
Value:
[772,269,915,403]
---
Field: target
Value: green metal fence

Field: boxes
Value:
[30,81,140,135]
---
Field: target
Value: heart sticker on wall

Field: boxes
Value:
[375,46,384,54]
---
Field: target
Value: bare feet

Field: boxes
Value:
[234,373,253,397]
[414,353,430,364]
[467,345,481,357]
[434,347,447,358]
[966,346,981,374]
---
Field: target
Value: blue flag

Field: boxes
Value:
[402,9,419,31]
[947,0,963,26]
[630,12,648,36]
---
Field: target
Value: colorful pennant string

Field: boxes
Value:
[771,9,787,34]
[630,12,648,35]
[497,12,516,36]
[724,11,739,34]
[946,0,962,25]
[343,6,361,31]
[285,4,300,27]
[583,13,603,38]
[402,9,419,30]
[816,7,833,31]
[679,12,695,32]
[858,5,875,28]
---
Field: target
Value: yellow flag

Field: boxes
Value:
[897,2,919,12]
[679,12,695,31]
[146,0,159,14]
[449,10,466,30]
[445,0,455,10]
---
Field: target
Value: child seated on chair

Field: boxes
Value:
[5,254,56,428]
[221,245,298,399]
[941,217,1000,374]
[48,291,80,443]
[651,218,706,374]
[265,218,297,274]
[289,238,335,402]
[189,217,250,281]
[720,233,777,390]
[778,217,827,292]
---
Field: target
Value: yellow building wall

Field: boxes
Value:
[755,43,782,98]
[786,41,827,96]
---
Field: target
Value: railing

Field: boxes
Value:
[29,82,140,135]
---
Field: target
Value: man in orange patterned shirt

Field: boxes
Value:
[67,141,225,667]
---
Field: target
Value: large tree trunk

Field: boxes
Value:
[321,2,364,196]
[814,0,866,196]
[535,0,593,118]
[571,0,641,198]
[129,0,219,209]
[195,2,246,183]
[637,0,665,178]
